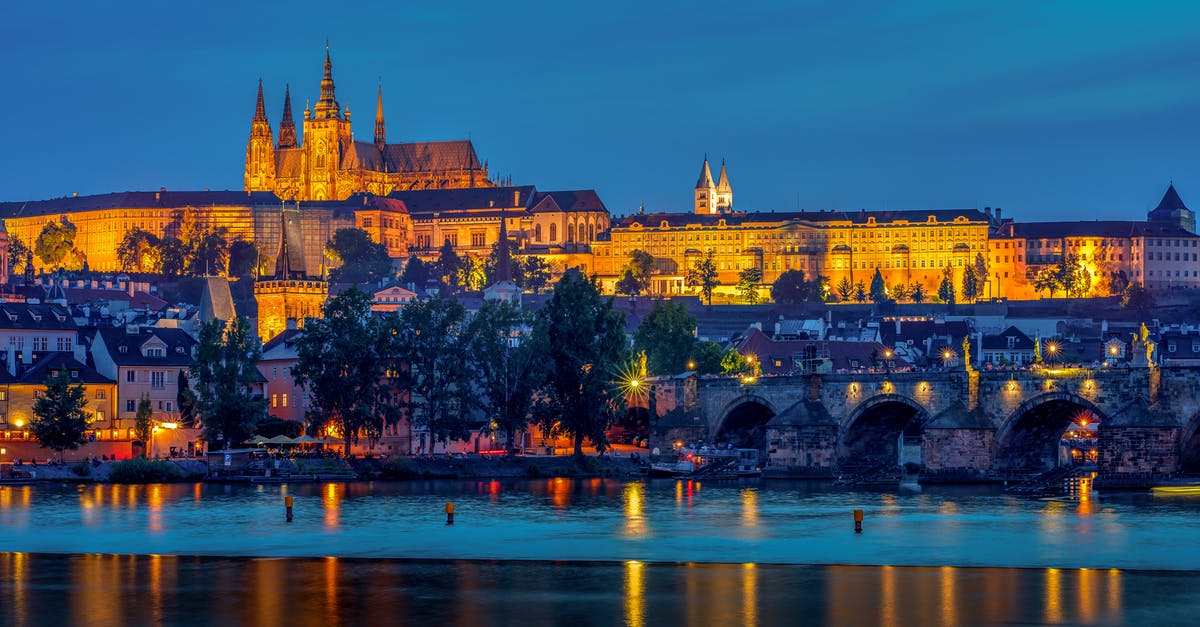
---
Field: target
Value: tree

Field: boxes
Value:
[1121,282,1152,315]
[34,219,78,269]
[868,268,888,303]
[974,253,990,299]
[484,239,521,286]
[8,236,31,275]
[176,371,198,428]
[835,277,854,302]
[159,238,188,276]
[938,266,956,305]
[962,266,979,303]
[400,256,432,290]
[30,369,90,461]
[910,282,926,304]
[1055,254,1091,298]
[466,300,545,455]
[293,289,401,455]
[190,316,269,451]
[394,294,478,445]
[634,301,697,375]
[688,341,725,374]
[615,268,644,298]
[459,255,487,291]
[771,269,811,304]
[686,249,719,305]
[435,241,464,292]
[325,228,393,285]
[737,267,763,304]
[117,229,162,273]
[853,280,868,303]
[890,282,910,303]
[626,250,655,295]
[228,240,259,277]
[1034,267,1063,298]
[520,256,552,293]
[1108,269,1130,297]
[192,229,230,276]
[134,395,154,457]
[532,269,627,458]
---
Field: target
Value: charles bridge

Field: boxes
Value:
[651,357,1200,482]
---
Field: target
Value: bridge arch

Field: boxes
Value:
[995,392,1107,473]
[839,393,930,468]
[712,394,778,452]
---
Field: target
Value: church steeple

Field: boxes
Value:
[244,79,275,192]
[253,79,268,123]
[694,155,717,214]
[714,159,733,212]
[374,85,386,152]
[313,44,341,120]
[278,84,297,148]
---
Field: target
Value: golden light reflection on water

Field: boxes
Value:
[1045,567,1063,624]
[880,565,895,627]
[624,560,644,627]
[324,557,339,626]
[550,477,569,510]
[740,488,758,528]
[940,566,956,627]
[323,483,342,529]
[742,562,757,627]
[624,482,646,535]
[1107,568,1122,614]
[254,558,283,627]
[148,484,164,533]
[2,552,28,627]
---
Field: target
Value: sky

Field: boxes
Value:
[3,0,1198,221]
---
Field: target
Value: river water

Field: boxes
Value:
[1,478,1199,625]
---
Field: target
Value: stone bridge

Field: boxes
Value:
[655,364,1200,481]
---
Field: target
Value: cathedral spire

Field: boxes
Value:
[314,44,341,119]
[374,84,386,151]
[695,154,715,189]
[716,159,731,192]
[253,79,268,123]
[278,84,297,148]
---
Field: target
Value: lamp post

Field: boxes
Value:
[883,348,893,373]
[1046,342,1060,365]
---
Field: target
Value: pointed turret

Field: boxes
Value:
[278,84,297,148]
[313,45,341,120]
[1148,183,1196,234]
[245,80,275,192]
[253,79,268,123]
[694,155,717,214]
[273,206,307,280]
[374,85,387,152]
[714,159,733,212]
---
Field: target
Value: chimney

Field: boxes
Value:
[513,190,520,207]
[995,207,1002,222]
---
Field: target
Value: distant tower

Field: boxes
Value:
[0,219,9,285]
[278,84,298,149]
[254,205,329,342]
[1148,183,1196,234]
[303,45,353,201]
[714,159,733,212]
[244,79,276,192]
[374,85,387,153]
[694,155,717,214]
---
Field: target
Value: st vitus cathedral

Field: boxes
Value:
[244,47,493,201]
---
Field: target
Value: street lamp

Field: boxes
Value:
[1046,342,1060,364]
[883,348,893,373]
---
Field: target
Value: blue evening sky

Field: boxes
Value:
[3,0,1198,220]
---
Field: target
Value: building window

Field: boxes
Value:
[1168,342,1176,353]
[282,394,288,407]
[95,390,106,399]
[271,394,278,408]
[126,400,136,412]
[272,367,278,381]
[126,371,136,383]
[151,372,165,389]
[0,391,6,401]
[56,337,72,351]
[33,337,48,352]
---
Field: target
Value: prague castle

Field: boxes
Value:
[245,48,492,201]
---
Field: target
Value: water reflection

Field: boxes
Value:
[625,560,644,627]
[740,488,758,528]
[624,482,646,535]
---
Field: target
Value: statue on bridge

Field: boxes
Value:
[962,335,972,371]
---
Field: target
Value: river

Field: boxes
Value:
[1,478,1198,625]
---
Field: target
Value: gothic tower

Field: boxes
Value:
[694,155,717,214]
[278,84,297,149]
[254,205,329,342]
[244,80,276,192]
[303,46,353,201]
[715,160,733,212]
[374,85,387,153]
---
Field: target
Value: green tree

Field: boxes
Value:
[466,300,545,455]
[974,252,990,299]
[34,219,78,269]
[688,341,725,374]
[228,240,259,277]
[634,301,697,375]
[835,277,854,302]
[190,315,269,451]
[869,268,887,303]
[532,269,627,459]
[117,229,162,273]
[737,267,763,304]
[8,236,31,275]
[134,395,154,457]
[1121,281,1153,315]
[325,228,393,285]
[519,256,552,293]
[938,266,956,305]
[30,369,90,461]
[721,348,748,376]
[192,229,230,276]
[853,280,868,303]
[1109,270,1131,297]
[910,282,926,304]
[400,256,431,290]
[436,241,464,292]
[771,269,811,304]
[394,294,478,445]
[890,282,910,302]
[615,268,644,298]
[686,249,719,305]
[293,289,401,455]
[159,238,188,276]
[1034,267,1063,298]
[626,250,655,295]
[962,265,979,303]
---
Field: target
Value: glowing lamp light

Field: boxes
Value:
[628,379,640,389]
[1078,419,1089,427]
[883,348,893,359]
[687,361,696,370]
[160,422,178,430]
[942,350,952,360]
[1109,345,1119,355]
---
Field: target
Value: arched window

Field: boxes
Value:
[550,224,557,242]
[588,223,595,241]
[567,224,575,243]
[535,224,543,242]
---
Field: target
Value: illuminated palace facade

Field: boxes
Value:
[245,48,493,201]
